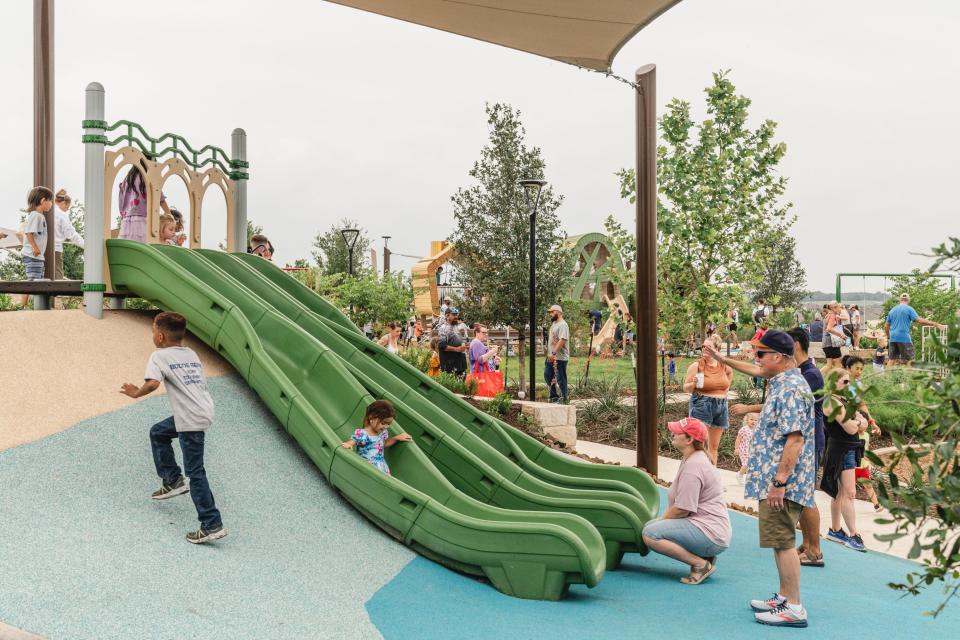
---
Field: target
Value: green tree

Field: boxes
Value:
[292,268,413,330]
[449,103,569,393]
[614,71,794,344]
[751,235,808,316]
[311,218,371,276]
[880,271,960,345]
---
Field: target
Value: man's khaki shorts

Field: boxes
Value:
[758,498,804,549]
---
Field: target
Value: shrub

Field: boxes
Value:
[435,372,478,396]
[399,346,431,373]
[859,369,928,434]
[481,392,512,417]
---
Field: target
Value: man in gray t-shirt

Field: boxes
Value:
[121,312,225,544]
[545,305,570,403]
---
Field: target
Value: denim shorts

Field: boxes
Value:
[689,394,729,429]
[842,448,857,471]
[643,517,728,559]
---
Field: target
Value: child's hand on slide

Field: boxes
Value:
[395,433,413,442]
[340,440,356,449]
[120,383,139,398]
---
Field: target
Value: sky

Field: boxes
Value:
[1,0,958,292]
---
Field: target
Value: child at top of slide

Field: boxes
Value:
[341,400,412,475]
[159,215,179,246]
[118,161,170,242]
[120,311,226,544]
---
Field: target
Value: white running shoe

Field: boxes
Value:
[755,602,808,628]
[750,593,786,612]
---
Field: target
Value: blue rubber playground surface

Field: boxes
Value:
[1,374,958,639]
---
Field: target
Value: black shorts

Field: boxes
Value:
[888,341,915,362]
[823,346,842,359]
[728,323,738,332]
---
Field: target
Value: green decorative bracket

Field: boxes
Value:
[82,134,109,144]
[81,283,107,292]
[79,119,249,181]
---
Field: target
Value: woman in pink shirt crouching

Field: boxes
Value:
[642,417,732,585]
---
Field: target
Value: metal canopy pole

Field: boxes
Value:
[634,64,658,476]
[34,0,54,309]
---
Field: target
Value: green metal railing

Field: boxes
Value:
[81,119,248,180]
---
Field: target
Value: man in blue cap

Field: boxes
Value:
[706,329,816,627]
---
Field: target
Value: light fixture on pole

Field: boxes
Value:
[382,235,391,274]
[519,178,547,401]
[340,228,360,276]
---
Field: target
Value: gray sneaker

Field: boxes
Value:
[185,526,227,544]
[151,477,188,500]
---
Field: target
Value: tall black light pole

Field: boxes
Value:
[340,228,360,276]
[382,235,391,274]
[520,179,546,401]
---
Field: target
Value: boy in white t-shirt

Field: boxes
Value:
[121,311,226,544]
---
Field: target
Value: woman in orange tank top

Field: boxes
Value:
[683,334,734,464]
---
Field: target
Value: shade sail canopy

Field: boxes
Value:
[325,1,679,71]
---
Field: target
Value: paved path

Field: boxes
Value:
[575,440,930,560]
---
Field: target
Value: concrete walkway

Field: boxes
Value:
[575,440,929,561]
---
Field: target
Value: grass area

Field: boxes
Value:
[498,353,754,388]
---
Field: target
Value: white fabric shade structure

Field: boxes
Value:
[325,0,679,71]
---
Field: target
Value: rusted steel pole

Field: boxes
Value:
[635,64,658,475]
[34,0,55,284]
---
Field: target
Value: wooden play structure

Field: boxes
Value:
[592,293,631,355]
[411,240,457,319]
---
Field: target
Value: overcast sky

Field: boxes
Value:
[2,0,957,292]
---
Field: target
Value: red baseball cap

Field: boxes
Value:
[667,417,708,443]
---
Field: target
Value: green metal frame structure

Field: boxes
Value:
[565,233,624,305]
[835,272,956,302]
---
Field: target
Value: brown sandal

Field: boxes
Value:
[799,549,825,567]
[680,561,716,585]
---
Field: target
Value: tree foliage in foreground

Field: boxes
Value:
[826,239,960,616]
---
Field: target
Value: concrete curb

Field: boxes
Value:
[0,621,44,640]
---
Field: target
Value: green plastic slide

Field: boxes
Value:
[231,253,660,520]
[193,249,654,569]
[107,239,605,600]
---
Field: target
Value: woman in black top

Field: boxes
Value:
[820,371,869,552]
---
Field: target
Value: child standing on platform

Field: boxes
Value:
[20,186,54,281]
[120,311,226,544]
[341,400,412,475]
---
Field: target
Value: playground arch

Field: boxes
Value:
[80,89,248,307]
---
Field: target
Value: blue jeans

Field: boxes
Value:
[544,359,568,402]
[643,517,728,559]
[150,417,222,530]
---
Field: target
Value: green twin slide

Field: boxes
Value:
[106,239,658,601]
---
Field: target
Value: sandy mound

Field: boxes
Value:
[0,310,232,451]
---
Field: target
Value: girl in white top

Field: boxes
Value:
[378,321,402,354]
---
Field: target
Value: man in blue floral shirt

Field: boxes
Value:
[744,330,815,627]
